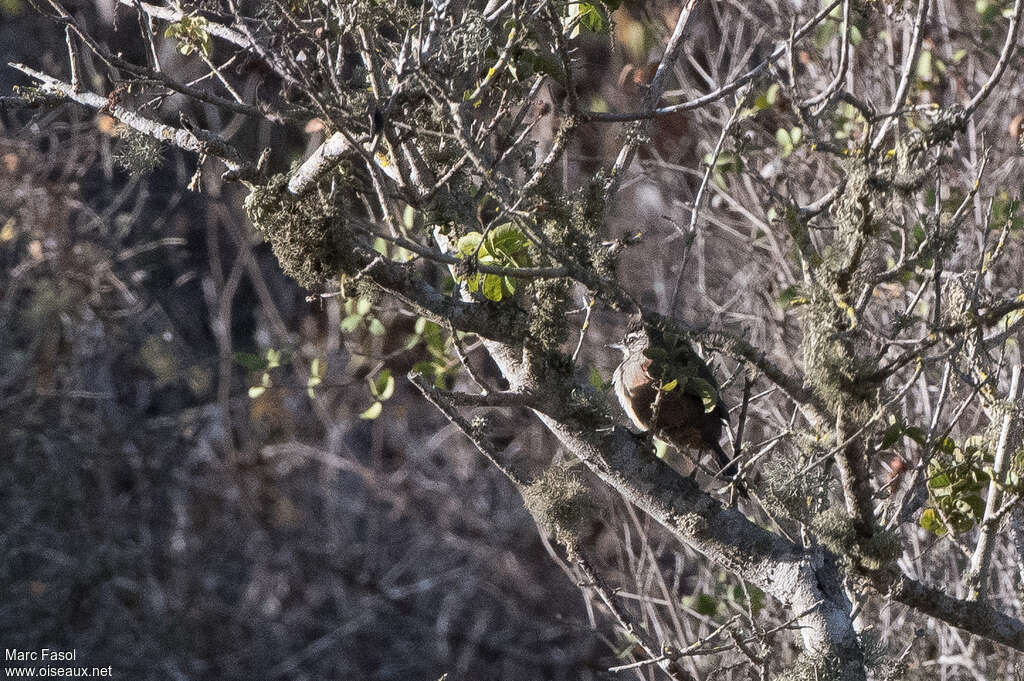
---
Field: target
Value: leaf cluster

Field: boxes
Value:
[642,328,721,415]
[920,435,996,536]
[455,223,531,302]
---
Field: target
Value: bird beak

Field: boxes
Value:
[606,342,625,352]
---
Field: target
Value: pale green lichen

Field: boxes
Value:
[522,466,594,549]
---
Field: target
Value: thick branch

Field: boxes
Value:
[881,571,1024,652]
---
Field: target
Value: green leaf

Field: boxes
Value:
[661,378,679,392]
[265,348,283,369]
[643,347,669,362]
[356,297,373,316]
[486,223,529,263]
[341,314,362,332]
[368,318,387,336]
[371,369,395,401]
[928,472,951,489]
[456,232,484,258]
[964,493,986,519]
[919,508,946,535]
[777,284,807,309]
[306,378,321,399]
[412,360,439,379]
[904,426,928,445]
[248,385,266,398]
[481,274,504,301]
[917,50,933,82]
[880,423,904,449]
[234,352,269,371]
[689,377,718,413]
[691,592,718,616]
[588,367,605,390]
[776,128,795,157]
[359,401,383,419]
[937,436,957,455]
[164,15,212,57]
[577,2,606,33]
[1008,469,1020,488]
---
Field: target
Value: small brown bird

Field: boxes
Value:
[611,317,739,482]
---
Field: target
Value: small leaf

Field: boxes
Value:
[919,508,946,535]
[248,385,267,399]
[577,2,606,33]
[341,314,362,332]
[691,592,718,616]
[368,318,387,336]
[234,352,269,371]
[481,274,504,301]
[937,436,956,455]
[661,378,679,392]
[689,377,718,413]
[904,426,928,445]
[379,377,395,401]
[880,422,904,449]
[917,49,933,82]
[777,285,808,309]
[589,367,605,390]
[964,493,986,519]
[359,401,383,419]
[486,223,529,263]
[412,360,439,379]
[456,232,484,258]
[356,297,372,316]
[371,369,395,400]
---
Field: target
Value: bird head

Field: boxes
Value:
[609,314,649,359]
